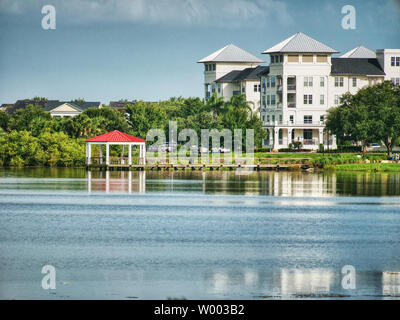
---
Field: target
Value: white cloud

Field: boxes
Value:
[0,0,293,27]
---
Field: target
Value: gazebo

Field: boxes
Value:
[85,130,146,165]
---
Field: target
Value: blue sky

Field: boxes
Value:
[0,0,399,104]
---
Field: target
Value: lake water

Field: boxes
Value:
[0,168,399,300]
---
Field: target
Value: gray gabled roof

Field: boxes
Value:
[44,101,101,112]
[331,58,385,76]
[215,66,269,83]
[340,46,376,58]
[198,44,264,63]
[262,32,338,54]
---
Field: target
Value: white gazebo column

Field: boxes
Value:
[86,143,92,165]
[142,143,146,165]
[99,144,103,164]
[106,143,110,165]
[121,145,125,164]
[128,144,132,165]
[288,128,292,146]
[139,144,143,164]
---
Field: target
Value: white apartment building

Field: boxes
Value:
[198,44,265,112]
[198,34,400,150]
[376,49,400,85]
[259,32,397,150]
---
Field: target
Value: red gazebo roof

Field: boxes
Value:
[85,130,146,143]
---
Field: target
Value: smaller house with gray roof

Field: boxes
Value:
[44,101,102,118]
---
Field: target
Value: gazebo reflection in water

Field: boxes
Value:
[87,170,146,193]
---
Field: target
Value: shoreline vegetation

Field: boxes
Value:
[1,89,399,172]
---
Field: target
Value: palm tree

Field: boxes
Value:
[206,93,225,120]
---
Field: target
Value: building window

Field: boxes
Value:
[211,83,216,93]
[272,115,275,123]
[205,65,208,71]
[254,84,258,92]
[262,115,265,121]
[303,129,313,139]
[304,94,312,105]
[335,77,344,87]
[397,57,400,66]
[317,55,328,63]
[280,55,283,63]
[304,116,312,124]
[279,114,282,123]
[320,77,325,87]
[217,84,221,93]
[212,64,216,71]
[320,94,324,105]
[262,96,266,107]
[302,55,313,63]
[304,76,313,87]
[289,115,294,124]
[288,54,299,63]
[334,94,339,104]
[271,76,276,88]
[267,95,270,105]
[267,115,270,122]
[266,77,270,88]
[390,57,399,66]
[271,55,275,63]
[320,115,325,123]
[352,77,357,87]
[271,95,276,105]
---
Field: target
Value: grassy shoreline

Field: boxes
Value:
[325,163,400,172]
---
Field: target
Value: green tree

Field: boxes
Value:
[326,81,400,157]
[0,111,11,132]
[126,102,167,138]
[12,104,52,136]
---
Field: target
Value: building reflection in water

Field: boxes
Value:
[203,269,399,298]
[268,172,337,197]
[280,269,334,297]
[86,170,146,193]
[382,271,400,296]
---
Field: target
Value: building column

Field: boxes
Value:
[288,128,292,145]
[106,143,110,165]
[282,76,288,107]
[319,129,324,147]
[273,128,279,150]
[128,144,132,165]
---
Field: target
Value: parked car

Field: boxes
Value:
[211,147,231,153]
